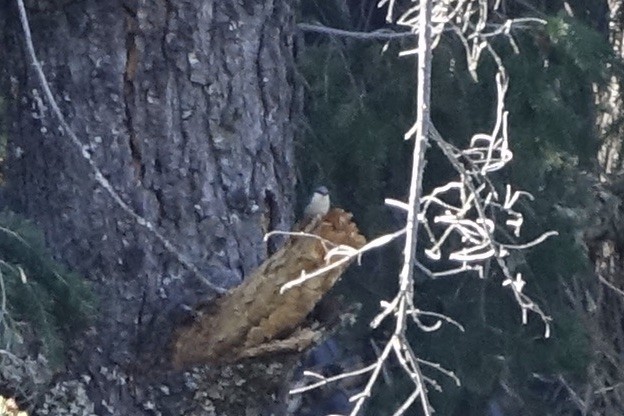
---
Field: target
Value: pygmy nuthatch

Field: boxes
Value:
[303,186,330,220]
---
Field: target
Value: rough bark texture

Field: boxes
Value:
[597,0,624,175]
[589,2,624,412]
[1,0,301,414]
[173,209,366,367]
[566,2,624,413]
[568,175,624,414]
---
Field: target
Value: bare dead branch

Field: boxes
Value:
[291,364,377,395]
[408,308,466,332]
[298,23,415,40]
[173,209,365,367]
[277,227,406,293]
[598,274,624,298]
[298,19,543,42]
[293,2,551,414]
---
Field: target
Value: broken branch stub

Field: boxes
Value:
[172,208,366,368]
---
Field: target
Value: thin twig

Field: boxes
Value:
[298,23,415,40]
[598,274,624,298]
[298,19,544,42]
[290,364,377,395]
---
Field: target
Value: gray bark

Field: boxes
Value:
[588,1,624,412]
[564,2,624,414]
[1,0,300,414]
[597,0,624,175]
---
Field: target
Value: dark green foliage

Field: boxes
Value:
[297,1,617,414]
[546,16,612,76]
[0,210,93,365]
[505,18,607,174]
[297,41,414,235]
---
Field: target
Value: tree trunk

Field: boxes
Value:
[573,1,624,414]
[597,0,624,175]
[1,0,300,414]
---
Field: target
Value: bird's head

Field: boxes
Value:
[314,186,329,197]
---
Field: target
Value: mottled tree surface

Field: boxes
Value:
[582,2,624,413]
[174,209,366,367]
[1,0,302,414]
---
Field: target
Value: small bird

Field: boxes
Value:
[303,186,330,221]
